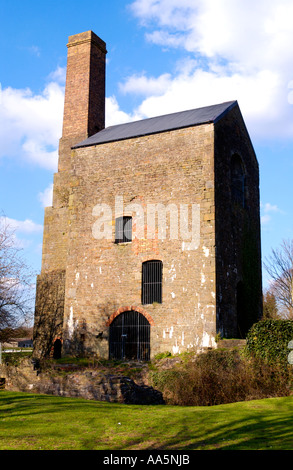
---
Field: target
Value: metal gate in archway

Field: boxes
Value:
[109,310,150,361]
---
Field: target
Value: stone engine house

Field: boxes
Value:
[33,30,262,361]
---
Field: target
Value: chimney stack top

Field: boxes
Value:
[67,30,107,54]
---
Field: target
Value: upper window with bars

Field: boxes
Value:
[142,260,163,305]
[115,216,132,243]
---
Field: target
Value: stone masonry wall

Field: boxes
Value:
[34,31,107,358]
[61,123,217,358]
[0,359,164,405]
[214,106,262,337]
[33,270,65,358]
[34,30,261,360]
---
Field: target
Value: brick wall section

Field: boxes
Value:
[58,31,106,177]
[61,124,217,358]
[106,306,156,327]
[62,31,106,142]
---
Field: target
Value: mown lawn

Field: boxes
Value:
[0,391,293,450]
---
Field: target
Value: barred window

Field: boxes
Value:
[142,260,162,304]
[115,216,132,243]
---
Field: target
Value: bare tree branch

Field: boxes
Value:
[264,239,293,319]
[0,214,34,336]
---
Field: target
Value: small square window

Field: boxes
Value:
[115,216,132,243]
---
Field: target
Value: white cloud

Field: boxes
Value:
[105,96,138,126]
[3,1,293,182]
[128,0,293,141]
[0,216,43,234]
[120,64,289,140]
[130,0,197,29]
[0,216,43,250]
[0,64,141,174]
[119,73,172,96]
[288,80,293,105]
[22,140,59,171]
[0,75,64,171]
[145,30,186,48]
[262,203,280,214]
[130,0,293,69]
[38,183,54,208]
[261,202,283,225]
[261,214,271,226]
[48,66,66,84]
[28,45,41,58]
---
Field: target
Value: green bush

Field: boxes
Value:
[245,320,293,365]
[2,351,32,366]
[153,351,172,360]
[149,348,293,406]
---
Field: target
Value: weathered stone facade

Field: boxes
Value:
[33,30,262,360]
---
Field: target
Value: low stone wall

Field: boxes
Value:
[0,359,164,405]
[217,339,246,349]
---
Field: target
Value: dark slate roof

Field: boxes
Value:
[74,100,237,148]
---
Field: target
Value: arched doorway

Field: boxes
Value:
[53,339,62,359]
[109,310,150,361]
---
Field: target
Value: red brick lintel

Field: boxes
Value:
[106,306,155,326]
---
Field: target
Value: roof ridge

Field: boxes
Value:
[73,100,237,149]
[106,100,236,129]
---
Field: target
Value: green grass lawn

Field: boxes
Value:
[0,391,293,450]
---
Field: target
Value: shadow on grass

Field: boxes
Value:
[1,392,293,450]
[112,398,293,451]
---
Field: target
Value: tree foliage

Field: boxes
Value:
[262,289,278,319]
[245,319,293,365]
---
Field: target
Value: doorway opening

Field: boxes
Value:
[53,339,62,359]
[109,310,150,361]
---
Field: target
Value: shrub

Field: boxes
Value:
[2,351,32,366]
[245,320,293,365]
[149,348,293,406]
[153,351,172,360]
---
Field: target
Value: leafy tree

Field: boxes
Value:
[262,289,278,319]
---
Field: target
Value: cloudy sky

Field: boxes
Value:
[1,0,293,297]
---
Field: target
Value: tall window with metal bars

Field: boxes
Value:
[115,216,132,243]
[141,260,163,304]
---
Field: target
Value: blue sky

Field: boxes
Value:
[0,0,293,300]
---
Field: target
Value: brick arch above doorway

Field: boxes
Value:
[106,306,155,326]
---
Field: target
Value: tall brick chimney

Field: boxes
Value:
[58,31,107,171]
[62,30,107,140]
